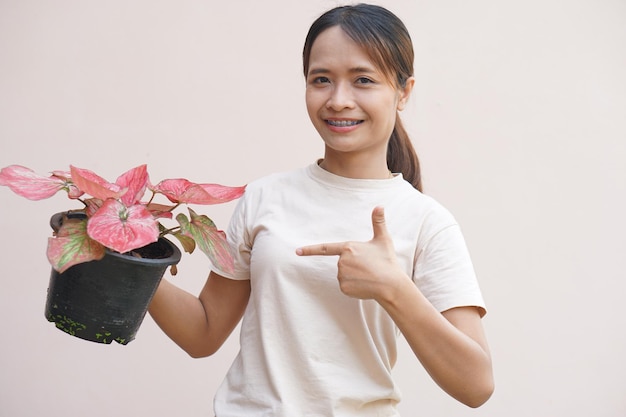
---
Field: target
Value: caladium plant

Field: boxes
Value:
[0,164,245,274]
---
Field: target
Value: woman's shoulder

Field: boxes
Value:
[397,184,460,229]
[240,166,308,196]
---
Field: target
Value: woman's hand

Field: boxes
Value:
[296,206,409,302]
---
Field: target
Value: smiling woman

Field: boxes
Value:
[3,0,626,415]
[148,3,493,416]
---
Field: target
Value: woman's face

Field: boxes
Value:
[305,26,413,168]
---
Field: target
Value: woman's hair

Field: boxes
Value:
[302,3,422,191]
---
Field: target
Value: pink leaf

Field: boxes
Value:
[51,170,84,198]
[146,202,175,219]
[50,170,71,179]
[84,198,103,217]
[152,179,246,205]
[197,183,246,204]
[0,165,68,200]
[176,208,234,274]
[70,166,125,201]
[115,164,149,206]
[150,179,195,203]
[46,216,106,273]
[87,199,159,253]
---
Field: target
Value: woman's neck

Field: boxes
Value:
[317,157,392,180]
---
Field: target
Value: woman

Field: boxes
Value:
[149,4,494,415]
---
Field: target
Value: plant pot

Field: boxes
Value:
[44,212,181,344]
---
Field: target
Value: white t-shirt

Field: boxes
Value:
[212,162,485,417]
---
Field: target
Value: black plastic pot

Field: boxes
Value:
[44,212,181,344]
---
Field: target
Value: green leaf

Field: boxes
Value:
[47,217,105,273]
[172,230,196,254]
[176,208,234,274]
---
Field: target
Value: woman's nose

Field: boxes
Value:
[326,82,355,111]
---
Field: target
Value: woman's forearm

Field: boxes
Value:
[148,272,251,358]
[379,278,494,407]
[148,278,214,357]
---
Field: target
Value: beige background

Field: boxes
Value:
[1,1,625,416]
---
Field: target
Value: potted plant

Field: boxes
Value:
[0,164,245,344]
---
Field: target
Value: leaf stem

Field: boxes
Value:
[160,226,181,236]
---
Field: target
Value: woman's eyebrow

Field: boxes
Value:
[308,66,376,76]
[308,68,330,75]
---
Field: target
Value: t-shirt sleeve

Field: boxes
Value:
[414,220,486,317]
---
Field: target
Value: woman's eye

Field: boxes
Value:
[356,77,375,85]
[312,76,330,84]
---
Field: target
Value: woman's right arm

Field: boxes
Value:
[148,271,251,358]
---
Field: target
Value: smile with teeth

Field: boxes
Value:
[326,119,363,127]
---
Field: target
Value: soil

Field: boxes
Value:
[127,239,174,259]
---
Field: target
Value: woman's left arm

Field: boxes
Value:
[380,280,494,408]
[297,206,494,407]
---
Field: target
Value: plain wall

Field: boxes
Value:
[1,1,625,416]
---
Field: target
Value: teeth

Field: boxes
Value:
[327,120,361,127]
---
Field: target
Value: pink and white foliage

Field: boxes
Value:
[87,199,160,254]
[70,166,125,201]
[176,208,234,274]
[0,164,245,274]
[47,216,106,273]
[151,179,247,205]
[114,164,149,206]
[0,165,82,200]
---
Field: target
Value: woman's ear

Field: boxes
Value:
[397,76,415,111]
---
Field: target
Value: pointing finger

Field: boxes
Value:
[296,242,345,256]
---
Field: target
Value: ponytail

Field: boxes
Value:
[388,114,422,192]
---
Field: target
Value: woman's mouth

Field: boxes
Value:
[326,119,363,127]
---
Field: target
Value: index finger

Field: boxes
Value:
[296,242,346,256]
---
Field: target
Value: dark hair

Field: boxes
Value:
[302,3,422,191]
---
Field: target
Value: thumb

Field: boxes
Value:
[371,206,389,240]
